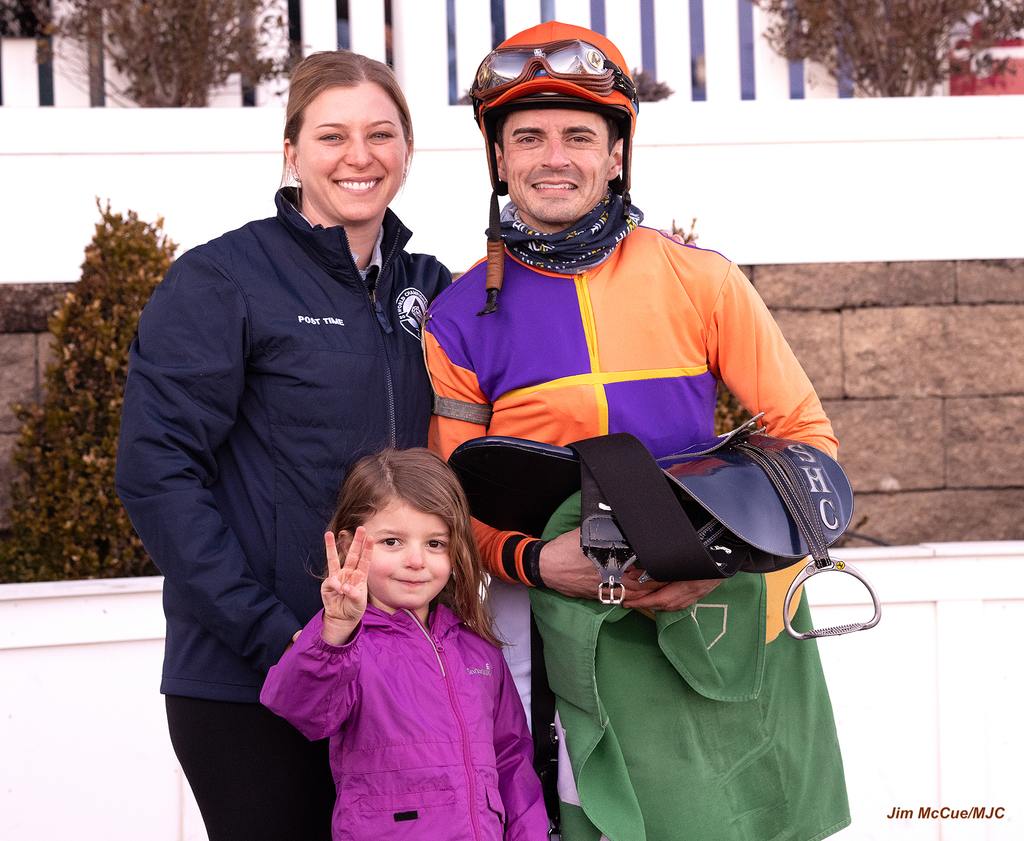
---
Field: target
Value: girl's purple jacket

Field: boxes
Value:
[261,604,549,840]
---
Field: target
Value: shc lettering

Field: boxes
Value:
[801,466,831,494]
[819,498,839,530]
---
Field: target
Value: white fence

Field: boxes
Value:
[1,1,1021,282]
[0,94,1022,284]
[2,542,1023,841]
[0,0,863,110]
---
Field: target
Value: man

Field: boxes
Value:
[425,21,850,841]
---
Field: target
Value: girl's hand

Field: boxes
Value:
[321,527,371,644]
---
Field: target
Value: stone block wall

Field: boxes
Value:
[1,260,1022,544]
[0,284,68,529]
[748,259,1024,545]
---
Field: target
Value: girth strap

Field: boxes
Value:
[569,434,731,583]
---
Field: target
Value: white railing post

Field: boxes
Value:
[300,0,338,54]
[0,38,40,107]
[805,58,839,98]
[604,1,645,78]
[702,0,742,100]
[454,0,493,103]
[751,1,791,100]
[51,44,91,106]
[48,0,90,106]
[504,1,542,39]
[391,0,450,110]
[553,0,592,29]
[255,0,291,107]
[651,0,692,101]
[349,0,387,63]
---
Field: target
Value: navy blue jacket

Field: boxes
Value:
[116,190,451,702]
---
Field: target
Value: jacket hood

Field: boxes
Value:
[360,603,465,641]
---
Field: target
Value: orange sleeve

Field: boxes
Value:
[423,328,490,458]
[701,262,838,639]
[706,263,838,458]
[423,324,536,585]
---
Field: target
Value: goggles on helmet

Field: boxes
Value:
[470,39,639,117]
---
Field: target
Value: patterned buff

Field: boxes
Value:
[500,192,644,274]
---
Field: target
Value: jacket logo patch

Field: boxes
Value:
[466,662,492,676]
[396,288,427,338]
[297,315,345,326]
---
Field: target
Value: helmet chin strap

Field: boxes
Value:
[478,190,504,316]
[476,151,629,316]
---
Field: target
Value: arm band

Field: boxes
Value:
[499,535,547,587]
[522,538,546,588]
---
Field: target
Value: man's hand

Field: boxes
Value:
[539,531,724,611]
[537,528,602,598]
[620,569,723,611]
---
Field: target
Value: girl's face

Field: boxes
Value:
[361,498,452,624]
[284,82,411,235]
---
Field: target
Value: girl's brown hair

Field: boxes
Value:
[283,50,414,184]
[328,448,499,647]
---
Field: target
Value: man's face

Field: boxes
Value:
[495,108,623,234]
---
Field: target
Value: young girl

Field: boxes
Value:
[261,448,548,841]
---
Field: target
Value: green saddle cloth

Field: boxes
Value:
[532,492,850,841]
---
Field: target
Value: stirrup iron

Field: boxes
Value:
[783,558,882,639]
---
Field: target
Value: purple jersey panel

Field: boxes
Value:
[428,260,592,401]
[605,371,718,457]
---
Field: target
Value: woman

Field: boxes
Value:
[116,52,450,841]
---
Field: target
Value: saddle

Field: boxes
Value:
[448,415,881,640]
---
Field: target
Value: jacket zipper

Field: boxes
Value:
[405,608,446,675]
[404,610,482,840]
[350,227,401,447]
[369,281,398,447]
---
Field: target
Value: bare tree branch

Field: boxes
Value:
[49,0,289,107]
[756,0,1024,97]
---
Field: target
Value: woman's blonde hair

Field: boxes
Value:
[282,50,414,181]
[328,448,499,647]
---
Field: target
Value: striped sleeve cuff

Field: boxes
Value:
[500,534,547,587]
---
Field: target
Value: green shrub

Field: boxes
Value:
[0,203,176,582]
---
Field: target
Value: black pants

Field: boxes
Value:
[166,695,335,841]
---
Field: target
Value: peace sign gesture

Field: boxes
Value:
[320,527,372,644]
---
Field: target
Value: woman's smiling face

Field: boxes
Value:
[285,82,411,235]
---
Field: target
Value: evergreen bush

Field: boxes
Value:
[0,203,176,582]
